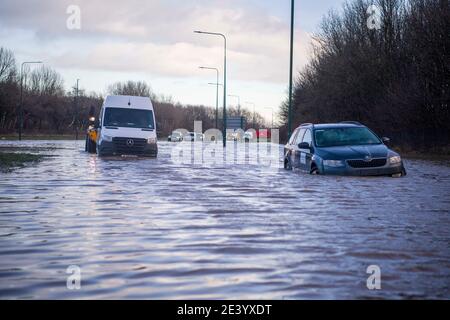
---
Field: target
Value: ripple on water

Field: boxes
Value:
[0,140,449,299]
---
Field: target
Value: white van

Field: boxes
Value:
[97,95,158,157]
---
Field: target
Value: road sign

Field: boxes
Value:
[227,116,246,130]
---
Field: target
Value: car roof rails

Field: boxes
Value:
[300,123,314,127]
[340,121,362,125]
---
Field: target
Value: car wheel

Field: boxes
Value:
[284,157,292,170]
[310,165,319,175]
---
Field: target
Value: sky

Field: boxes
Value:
[0,0,346,122]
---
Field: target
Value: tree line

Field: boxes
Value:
[279,0,449,151]
[0,47,266,138]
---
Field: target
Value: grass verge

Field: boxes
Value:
[0,152,44,172]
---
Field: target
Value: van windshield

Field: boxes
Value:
[314,127,381,147]
[104,107,154,129]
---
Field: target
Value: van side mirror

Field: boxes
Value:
[298,142,310,149]
[382,137,390,143]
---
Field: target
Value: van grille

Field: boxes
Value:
[347,158,387,168]
[112,137,147,155]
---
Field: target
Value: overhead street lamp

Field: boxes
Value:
[19,61,43,141]
[199,66,220,129]
[194,30,227,147]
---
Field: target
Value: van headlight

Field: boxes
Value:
[102,135,113,142]
[147,137,157,144]
[323,160,345,167]
[389,155,402,164]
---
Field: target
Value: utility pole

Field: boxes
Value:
[75,79,79,140]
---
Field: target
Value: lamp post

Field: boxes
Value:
[288,0,295,138]
[228,94,241,114]
[245,101,256,128]
[199,66,219,129]
[194,30,227,147]
[19,61,42,140]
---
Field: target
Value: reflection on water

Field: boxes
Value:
[0,140,449,299]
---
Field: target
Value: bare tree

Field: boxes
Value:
[107,80,154,98]
[0,47,16,82]
[280,0,449,150]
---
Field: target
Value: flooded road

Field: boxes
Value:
[0,140,449,299]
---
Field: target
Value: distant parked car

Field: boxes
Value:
[226,132,235,141]
[168,131,183,142]
[284,122,406,177]
[244,132,253,142]
[183,132,203,142]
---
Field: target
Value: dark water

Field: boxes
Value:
[0,140,449,299]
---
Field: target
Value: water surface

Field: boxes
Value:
[0,140,449,299]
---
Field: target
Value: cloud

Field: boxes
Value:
[0,0,313,83]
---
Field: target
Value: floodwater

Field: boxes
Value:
[0,140,449,299]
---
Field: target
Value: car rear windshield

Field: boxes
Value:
[104,108,154,129]
[314,127,381,147]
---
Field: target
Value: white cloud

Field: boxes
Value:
[0,0,322,118]
[0,0,312,83]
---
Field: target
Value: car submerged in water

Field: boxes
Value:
[284,122,406,177]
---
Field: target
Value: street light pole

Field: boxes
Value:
[19,61,42,141]
[194,30,227,147]
[228,95,241,114]
[199,66,219,129]
[288,0,295,138]
[264,107,274,128]
[245,102,256,128]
